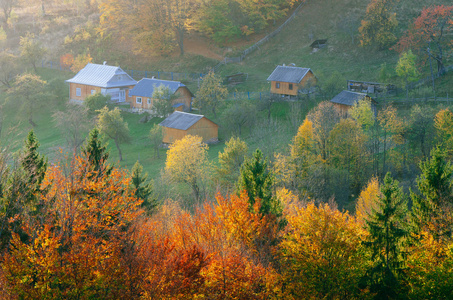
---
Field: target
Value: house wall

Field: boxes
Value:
[128,86,192,111]
[162,117,218,143]
[270,71,317,96]
[69,83,135,102]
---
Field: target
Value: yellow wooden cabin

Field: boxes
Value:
[159,111,219,144]
[330,90,377,115]
[128,78,193,113]
[267,65,317,96]
[66,63,137,103]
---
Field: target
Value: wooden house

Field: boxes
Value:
[330,90,377,115]
[66,63,137,103]
[159,111,218,144]
[128,78,193,112]
[267,65,317,96]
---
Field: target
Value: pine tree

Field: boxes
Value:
[363,173,408,299]
[411,146,453,239]
[81,128,112,176]
[130,161,157,213]
[237,149,279,215]
[21,130,47,190]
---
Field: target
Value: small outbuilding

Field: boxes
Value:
[159,111,218,144]
[128,78,193,112]
[330,90,377,115]
[66,63,137,103]
[267,65,317,96]
[310,39,328,50]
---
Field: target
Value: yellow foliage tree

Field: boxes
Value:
[165,135,209,204]
[435,108,453,158]
[356,176,381,223]
[70,52,92,73]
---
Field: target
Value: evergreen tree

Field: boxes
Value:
[363,173,408,299]
[130,161,157,213]
[21,130,47,190]
[81,128,112,176]
[238,149,279,215]
[411,146,453,239]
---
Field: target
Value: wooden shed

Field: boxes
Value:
[65,63,137,103]
[128,78,193,112]
[159,111,218,144]
[267,65,317,96]
[330,90,377,115]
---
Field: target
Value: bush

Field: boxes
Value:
[84,93,111,114]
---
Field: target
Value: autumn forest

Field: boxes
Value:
[1,0,453,299]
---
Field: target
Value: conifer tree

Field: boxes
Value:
[21,130,47,192]
[130,161,157,213]
[411,146,453,239]
[238,149,279,215]
[363,173,408,299]
[81,128,112,176]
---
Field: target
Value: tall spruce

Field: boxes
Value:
[411,146,453,239]
[21,130,47,190]
[130,161,157,213]
[363,173,408,299]
[81,128,112,177]
[238,149,279,215]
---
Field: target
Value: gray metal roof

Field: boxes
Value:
[129,78,188,97]
[267,65,311,83]
[330,90,369,106]
[65,63,137,88]
[159,111,205,130]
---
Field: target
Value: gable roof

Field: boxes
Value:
[330,90,373,106]
[267,65,312,83]
[129,78,191,97]
[159,111,206,130]
[66,63,137,88]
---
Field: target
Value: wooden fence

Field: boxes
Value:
[214,0,308,71]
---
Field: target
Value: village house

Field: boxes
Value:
[159,111,218,144]
[66,62,137,103]
[267,64,317,97]
[128,78,193,112]
[330,90,377,115]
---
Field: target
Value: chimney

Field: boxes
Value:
[282,63,285,67]
[103,61,107,65]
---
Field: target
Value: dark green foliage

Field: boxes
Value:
[411,146,453,239]
[84,93,111,114]
[81,128,112,176]
[21,130,47,189]
[130,161,157,213]
[237,149,280,216]
[363,173,408,299]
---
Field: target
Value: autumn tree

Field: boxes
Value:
[8,73,48,126]
[0,0,18,33]
[19,32,46,73]
[435,108,453,158]
[407,105,435,160]
[350,99,375,130]
[279,202,369,299]
[97,106,131,161]
[411,146,453,240]
[394,5,453,74]
[221,100,256,136]
[53,102,92,152]
[149,124,163,159]
[396,50,420,99]
[356,176,381,223]
[195,70,228,117]
[165,135,209,204]
[71,52,92,72]
[152,84,176,118]
[362,173,408,298]
[84,92,111,114]
[359,0,398,49]
[216,136,248,187]
[0,50,18,88]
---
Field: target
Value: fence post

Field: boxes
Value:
[131,70,134,78]
[42,60,44,68]
[171,72,173,80]
[50,61,52,69]
[60,63,62,71]
[145,71,147,78]
[158,71,160,79]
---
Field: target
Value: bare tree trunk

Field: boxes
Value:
[115,139,123,161]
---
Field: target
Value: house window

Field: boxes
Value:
[276,82,280,89]
[289,84,293,90]
[91,89,96,95]
[147,98,151,105]
[136,97,142,104]
[76,88,81,97]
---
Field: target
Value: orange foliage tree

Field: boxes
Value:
[2,152,143,299]
[59,53,74,70]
